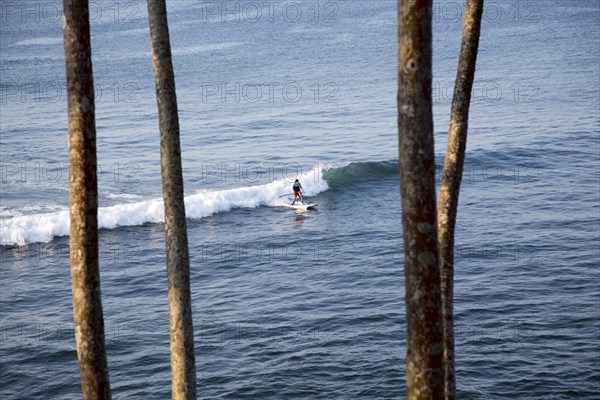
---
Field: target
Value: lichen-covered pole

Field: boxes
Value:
[146,0,197,398]
[438,1,484,398]
[398,0,444,398]
[62,0,111,398]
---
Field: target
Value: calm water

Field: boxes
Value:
[1,1,599,398]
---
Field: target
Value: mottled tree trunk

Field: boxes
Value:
[398,1,444,398]
[63,0,111,398]
[146,0,197,399]
[437,1,484,399]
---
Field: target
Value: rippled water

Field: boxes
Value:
[1,1,599,399]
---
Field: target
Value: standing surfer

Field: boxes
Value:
[291,179,305,205]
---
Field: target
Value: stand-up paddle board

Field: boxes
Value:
[282,203,317,210]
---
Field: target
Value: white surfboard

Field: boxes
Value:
[282,203,317,210]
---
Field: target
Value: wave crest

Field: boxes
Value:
[1,165,329,246]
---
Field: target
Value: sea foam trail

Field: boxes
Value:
[0,167,329,246]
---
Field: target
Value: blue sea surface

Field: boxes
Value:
[1,1,599,398]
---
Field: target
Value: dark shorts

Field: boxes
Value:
[293,189,301,194]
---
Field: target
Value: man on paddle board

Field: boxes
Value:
[291,179,305,205]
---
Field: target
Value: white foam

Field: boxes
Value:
[113,27,150,37]
[172,42,244,56]
[1,209,70,246]
[14,37,63,47]
[104,193,143,200]
[0,166,329,246]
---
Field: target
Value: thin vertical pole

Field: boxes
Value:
[146,0,197,398]
[398,0,444,398]
[63,0,111,398]
[438,1,484,398]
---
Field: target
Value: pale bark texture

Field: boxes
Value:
[147,0,197,398]
[437,1,484,399]
[398,1,444,398]
[63,0,111,398]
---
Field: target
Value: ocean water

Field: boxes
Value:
[1,1,599,398]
